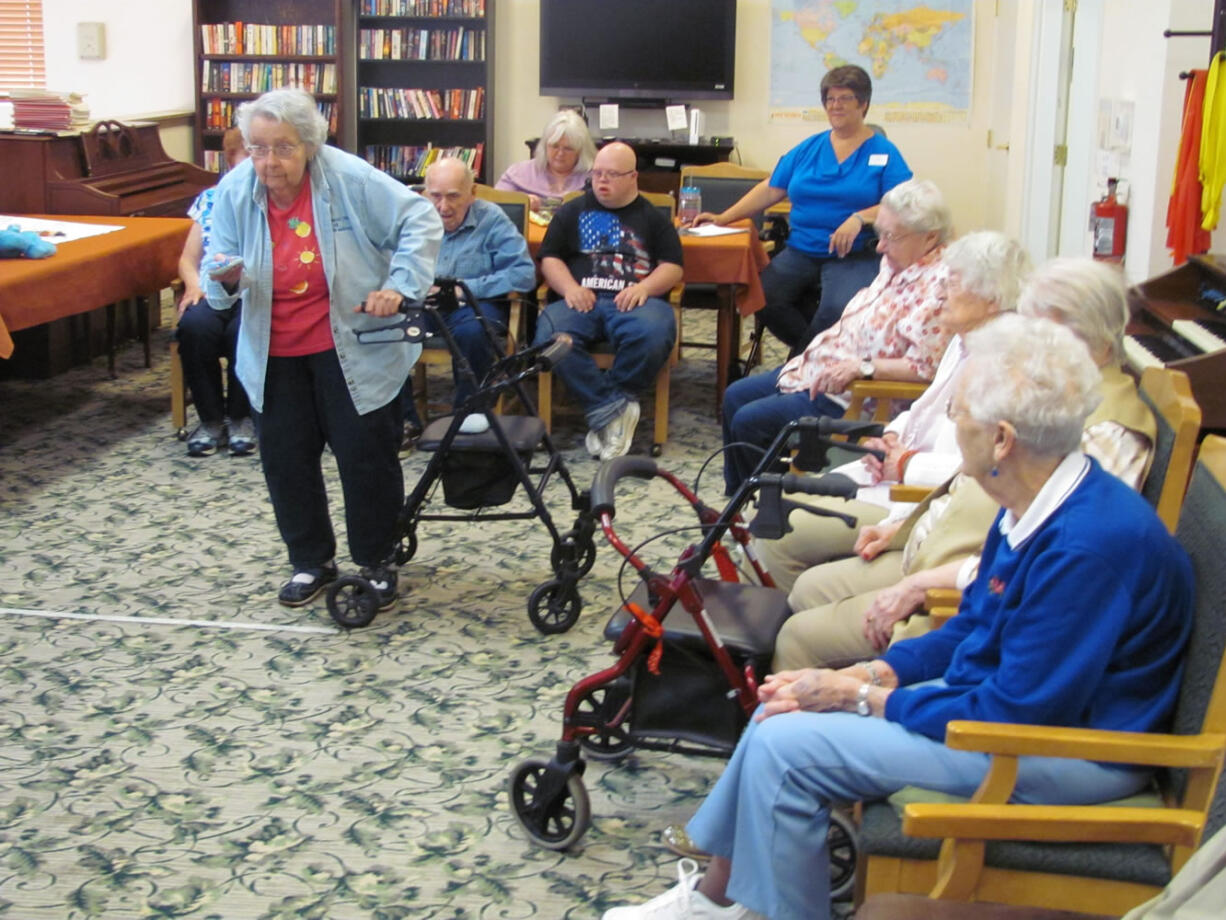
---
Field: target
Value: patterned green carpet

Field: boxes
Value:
[0,308,788,918]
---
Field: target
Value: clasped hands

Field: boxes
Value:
[561,283,650,313]
[756,668,864,721]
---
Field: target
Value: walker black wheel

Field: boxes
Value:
[550,531,597,580]
[508,759,591,850]
[327,575,380,629]
[394,529,418,566]
[575,684,633,762]
[527,579,581,634]
[828,808,858,901]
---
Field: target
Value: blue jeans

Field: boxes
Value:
[257,349,404,570]
[532,294,676,431]
[177,302,250,426]
[758,247,880,354]
[401,299,508,427]
[721,367,844,495]
[687,704,1152,920]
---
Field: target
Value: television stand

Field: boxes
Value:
[524,136,735,197]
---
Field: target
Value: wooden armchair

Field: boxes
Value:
[412,184,532,419]
[535,191,682,456]
[857,435,1226,917]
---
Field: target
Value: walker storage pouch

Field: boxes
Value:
[439,450,523,509]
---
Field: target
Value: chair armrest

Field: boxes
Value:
[925,588,962,609]
[890,484,933,503]
[944,721,1226,768]
[849,380,930,401]
[927,606,958,629]
[901,803,1203,847]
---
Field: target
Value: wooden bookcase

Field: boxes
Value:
[353,0,494,184]
[191,0,351,171]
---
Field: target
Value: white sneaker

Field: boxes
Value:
[599,399,641,461]
[585,426,606,458]
[601,858,761,919]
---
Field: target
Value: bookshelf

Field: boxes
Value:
[192,0,350,172]
[353,0,493,184]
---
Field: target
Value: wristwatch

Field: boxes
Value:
[855,683,873,717]
[859,357,875,379]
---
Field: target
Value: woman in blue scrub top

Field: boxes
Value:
[690,65,912,354]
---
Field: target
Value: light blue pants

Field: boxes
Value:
[686,706,1152,920]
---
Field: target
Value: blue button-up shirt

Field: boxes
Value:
[203,145,443,415]
[434,197,535,300]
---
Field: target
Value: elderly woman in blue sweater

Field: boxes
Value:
[602,313,1194,920]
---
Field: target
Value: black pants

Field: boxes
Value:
[256,350,403,571]
[177,302,251,425]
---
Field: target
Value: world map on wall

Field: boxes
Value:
[770,0,973,123]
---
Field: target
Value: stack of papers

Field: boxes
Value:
[9,89,90,132]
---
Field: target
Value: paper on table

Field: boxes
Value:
[682,223,749,237]
[0,215,123,243]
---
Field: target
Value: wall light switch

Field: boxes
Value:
[77,22,106,60]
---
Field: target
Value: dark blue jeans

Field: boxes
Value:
[532,294,676,431]
[401,299,508,427]
[177,302,250,426]
[721,367,844,495]
[757,247,880,354]
[257,349,403,570]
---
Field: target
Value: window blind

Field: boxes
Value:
[0,0,45,92]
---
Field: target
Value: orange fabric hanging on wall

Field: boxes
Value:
[1167,69,1211,265]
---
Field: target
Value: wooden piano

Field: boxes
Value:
[1126,253,1226,432]
[0,120,214,218]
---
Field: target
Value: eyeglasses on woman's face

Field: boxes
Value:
[824,92,860,108]
[245,142,303,160]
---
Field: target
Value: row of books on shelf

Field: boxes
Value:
[364,143,484,179]
[201,61,338,95]
[204,99,338,132]
[203,149,241,173]
[358,26,485,61]
[200,22,336,57]
[360,0,486,16]
[359,86,485,120]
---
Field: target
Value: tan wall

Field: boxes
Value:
[494,0,1009,236]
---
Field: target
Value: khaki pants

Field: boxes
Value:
[774,550,936,670]
[754,495,889,594]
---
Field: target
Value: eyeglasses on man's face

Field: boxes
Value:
[246,142,303,160]
[590,168,635,181]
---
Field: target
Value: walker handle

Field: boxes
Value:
[591,456,659,520]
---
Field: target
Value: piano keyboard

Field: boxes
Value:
[1171,318,1226,354]
[1124,332,1202,371]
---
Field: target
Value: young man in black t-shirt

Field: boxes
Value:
[533,141,683,459]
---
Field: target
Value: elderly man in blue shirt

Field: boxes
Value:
[404,157,536,434]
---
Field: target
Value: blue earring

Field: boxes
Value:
[990,467,999,477]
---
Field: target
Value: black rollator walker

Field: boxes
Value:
[508,415,885,900]
[327,279,598,632]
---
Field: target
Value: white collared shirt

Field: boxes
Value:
[998,451,1092,549]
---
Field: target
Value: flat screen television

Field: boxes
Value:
[539,0,736,101]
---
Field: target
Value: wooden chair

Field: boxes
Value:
[536,190,682,456]
[412,184,532,420]
[856,434,1226,917]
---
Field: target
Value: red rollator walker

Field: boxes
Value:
[508,415,886,899]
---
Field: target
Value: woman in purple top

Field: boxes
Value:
[495,109,596,213]
[691,66,912,353]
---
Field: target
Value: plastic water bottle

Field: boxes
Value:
[679,186,702,224]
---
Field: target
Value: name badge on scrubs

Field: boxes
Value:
[868,153,889,167]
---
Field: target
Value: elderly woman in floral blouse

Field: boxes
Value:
[721,178,953,495]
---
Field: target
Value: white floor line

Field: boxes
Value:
[0,606,341,635]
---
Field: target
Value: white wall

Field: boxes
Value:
[494,0,1007,236]
[41,0,195,120]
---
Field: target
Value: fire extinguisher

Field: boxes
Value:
[1091,178,1127,262]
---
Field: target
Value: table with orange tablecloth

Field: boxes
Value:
[527,218,769,404]
[0,214,192,370]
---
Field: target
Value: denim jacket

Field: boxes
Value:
[203,146,443,414]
